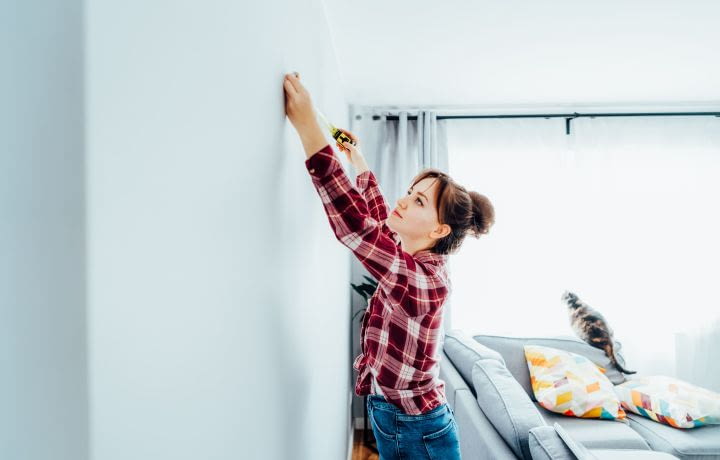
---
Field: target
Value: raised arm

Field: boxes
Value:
[335,128,397,239]
[284,72,447,316]
[304,145,447,317]
[283,72,328,161]
[356,170,398,240]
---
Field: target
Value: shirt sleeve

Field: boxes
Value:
[356,170,398,240]
[306,144,447,317]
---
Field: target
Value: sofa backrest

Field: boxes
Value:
[439,349,470,409]
[443,330,506,395]
[473,334,629,400]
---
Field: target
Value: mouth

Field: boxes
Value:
[392,209,403,219]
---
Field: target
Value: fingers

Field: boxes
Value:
[285,72,304,93]
[342,141,358,154]
[283,77,297,96]
[338,128,360,145]
[284,73,298,94]
[339,128,359,144]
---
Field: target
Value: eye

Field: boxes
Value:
[407,190,423,206]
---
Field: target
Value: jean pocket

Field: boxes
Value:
[422,419,461,460]
[368,405,397,441]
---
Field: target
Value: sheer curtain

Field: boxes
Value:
[445,115,720,389]
[348,108,449,206]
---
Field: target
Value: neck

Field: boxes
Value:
[398,235,433,256]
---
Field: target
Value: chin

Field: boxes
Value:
[386,219,398,233]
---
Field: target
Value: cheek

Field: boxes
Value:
[417,209,435,225]
[406,209,435,228]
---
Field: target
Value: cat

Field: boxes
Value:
[562,290,636,375]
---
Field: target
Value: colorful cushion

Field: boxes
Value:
[524,345,626,420]
[614,375,720,429]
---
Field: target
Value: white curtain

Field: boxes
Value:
[348,108,449,207]
[444,115,720,389]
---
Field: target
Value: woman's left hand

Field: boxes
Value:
[284,72,318,133]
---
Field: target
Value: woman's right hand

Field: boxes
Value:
[336,128,362,161]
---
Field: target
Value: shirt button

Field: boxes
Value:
[310,169,315,173]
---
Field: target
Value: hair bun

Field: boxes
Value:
[467,191,495,237]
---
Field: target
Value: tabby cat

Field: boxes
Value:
[562,291,636,375]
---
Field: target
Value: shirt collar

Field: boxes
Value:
[413,248,448,265]
[392,233,447,265]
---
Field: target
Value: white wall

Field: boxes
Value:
[326,0,720,106]
[1,1,88,459]
[85,1,351,459]
[3,1,352,459]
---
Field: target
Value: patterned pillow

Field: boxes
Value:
[524,345,627,420]
[614,375,720,428]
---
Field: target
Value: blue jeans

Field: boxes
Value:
[367,395,462,460]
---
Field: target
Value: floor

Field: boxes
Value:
[351,429,379,460]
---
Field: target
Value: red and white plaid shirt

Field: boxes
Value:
[306,144,451,415]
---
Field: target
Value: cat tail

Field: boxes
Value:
[604,343,637,375]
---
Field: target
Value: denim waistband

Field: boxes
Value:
[367,395,451,420]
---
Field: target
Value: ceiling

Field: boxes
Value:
[322,0,720,109]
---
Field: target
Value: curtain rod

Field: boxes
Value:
[367,111,720,135]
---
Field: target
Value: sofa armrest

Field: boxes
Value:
[528,425,578,460]
[440,349,469,409]
[454,389,518,459]
[528,424,680,460]
[587,451,678,459]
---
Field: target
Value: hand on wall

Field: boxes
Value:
[283,72,318,134]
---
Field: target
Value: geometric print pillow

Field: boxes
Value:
[614,375,720,428]
[524,345,627,421]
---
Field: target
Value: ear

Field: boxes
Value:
[431,223,452,240]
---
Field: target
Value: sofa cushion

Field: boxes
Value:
[535,402,651,450]
[444,330,506,392]
[472,359,546,459]
[474,335,628,401]
[627,413,720,460]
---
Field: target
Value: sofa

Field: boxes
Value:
[439,329,720,460]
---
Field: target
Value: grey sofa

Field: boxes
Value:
[439,329,720,460]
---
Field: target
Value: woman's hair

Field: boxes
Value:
[410,168,495,255]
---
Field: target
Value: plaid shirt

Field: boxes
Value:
[306,144,451,415]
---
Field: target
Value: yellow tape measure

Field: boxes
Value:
[316,109,356,148]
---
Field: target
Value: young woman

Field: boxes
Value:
[284,72,494,460]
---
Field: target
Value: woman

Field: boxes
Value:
[284,72,494,460]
